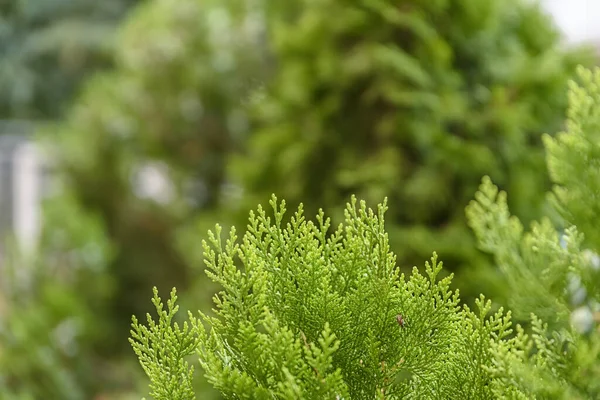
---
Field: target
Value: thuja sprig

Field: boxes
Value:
[129,287,201,400]
[131,195,560,399]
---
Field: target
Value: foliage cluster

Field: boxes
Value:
[461,66,600,397]
[133,197,517,399]
[131,66,600,399]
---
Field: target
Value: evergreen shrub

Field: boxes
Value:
[130,66,600,399]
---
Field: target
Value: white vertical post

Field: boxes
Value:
[12,141,40,254]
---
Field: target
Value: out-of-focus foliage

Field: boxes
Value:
[0,0,143,397]
[466,181,600,398]
[545,67,600,253]
[6,0,267,396]
[131,195,594,399]
[0,194,117,398]
[0,0,139,119]
[133,198,524,400]
[466,66,600,397]
[228,0,597,301]
[46,0,269,358]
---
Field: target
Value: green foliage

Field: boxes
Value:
[130,287,200,400]
[466,178,600,399]
[229,0,597,302]
[465,66,600,398]
[17,0,268,397]
[0,261,94,399]
[131,196,571,399]
[545,66,600,252]
[0,0,139,119]
[46,0,270,343]
[0,195,115,398]
[49,0,598,377]
[466,176,581,324]
[50,2,598,351]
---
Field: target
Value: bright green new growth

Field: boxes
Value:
[130,196,576,399]
[466,176,582,324]
[466,66,600,399]
[545,66,600,253]
[130,287,201,400]
[466,178,586,398]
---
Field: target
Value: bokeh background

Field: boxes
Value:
[0,0,599,398]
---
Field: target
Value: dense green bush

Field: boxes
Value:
[133,198,520,399]
[228,0,596,301]
[130,66,600,400]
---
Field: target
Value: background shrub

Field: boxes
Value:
[228,0,596,302]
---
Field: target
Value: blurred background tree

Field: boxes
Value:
[227,0,597,302]
[0,0,143,397]
[48,0,269,343]
[0,0,139,120]
[15,0,270,397]
[0,194,134,398]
